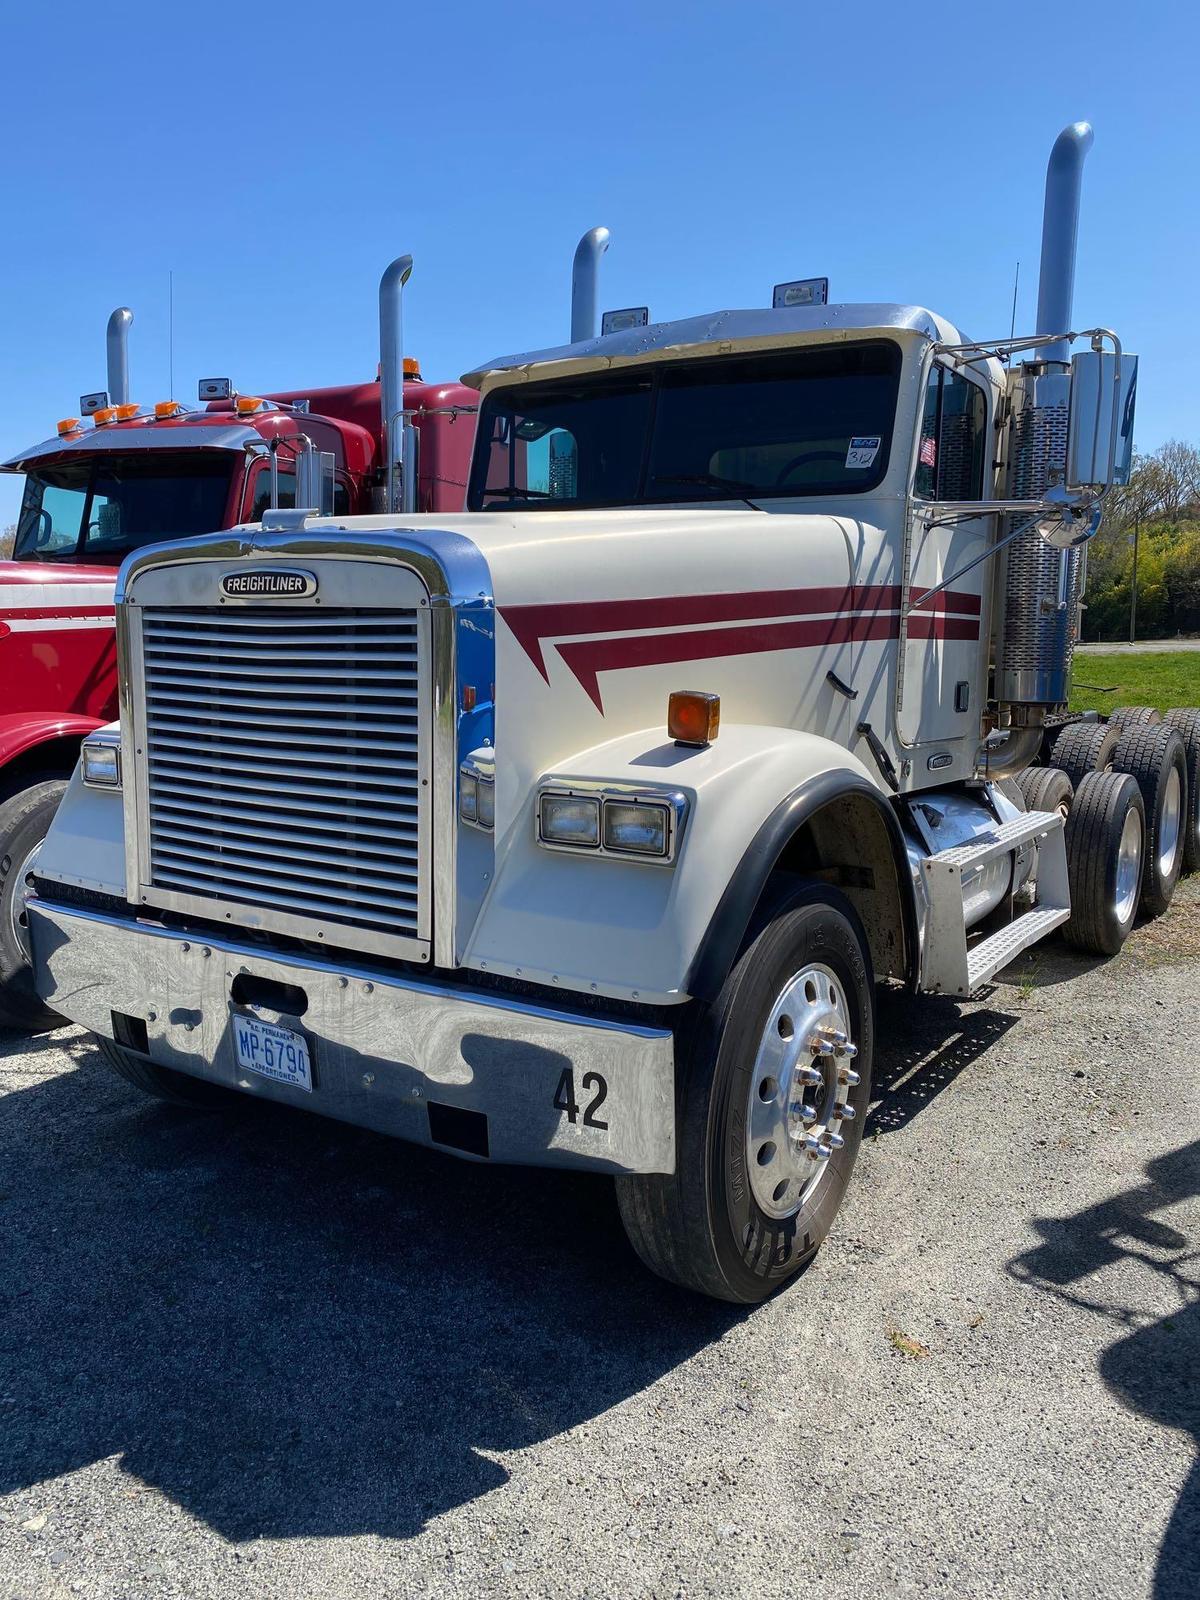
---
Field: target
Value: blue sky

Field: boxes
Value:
[0,0,1195,528]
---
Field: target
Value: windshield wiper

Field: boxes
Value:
[482,486,556,503]
[651,472,764,506]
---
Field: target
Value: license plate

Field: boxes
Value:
[231,1013,313,1093]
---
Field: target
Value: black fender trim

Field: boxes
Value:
[684,769,918,1004]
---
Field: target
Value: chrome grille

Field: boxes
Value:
[139,607,428,951]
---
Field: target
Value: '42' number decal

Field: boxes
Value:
[553,1068,609,1130]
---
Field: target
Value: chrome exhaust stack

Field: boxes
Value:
[994,122,1094,718]
[570,226,610,342]
[379,253,414,514]
[106,307,133,407]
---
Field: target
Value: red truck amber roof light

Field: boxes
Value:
[56,417,81,437]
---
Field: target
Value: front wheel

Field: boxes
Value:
[617,883,874,1303]
[0,779,68,1032]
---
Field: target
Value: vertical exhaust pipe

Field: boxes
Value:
[570,226,610,342]
[106,307,133,406]
[379,253,414,514]
[1034,121,1093,364]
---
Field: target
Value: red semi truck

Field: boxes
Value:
[0,258,485,1028]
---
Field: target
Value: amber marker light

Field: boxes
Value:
[668,690,721,747]
[403,356,422,379]
[154,400,184,419]
[56,417,81,437]
[115,403,139,420]
[235,395,266,414]
[92,406,117,426]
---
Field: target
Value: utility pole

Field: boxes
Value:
[1129,518,1140,644]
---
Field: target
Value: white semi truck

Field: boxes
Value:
[28,124,1200,1302]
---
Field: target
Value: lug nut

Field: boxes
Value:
[823,1130,845,1151]
[795,1064,822,1086]
[838,1067,861,1087]
[835,1042,858,1060]
[821,1026,848,1048]
[805,1136,832,1162]
[810,1037,835,1057]
[789,1101,817,1125]
[834,1102,856,1121]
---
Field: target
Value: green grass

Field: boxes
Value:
[1068,651,1200,716]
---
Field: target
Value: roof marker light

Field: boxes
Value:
[772,277,829,308]
[403,356,422,379]
[154,400,185,419]
[235,395,269,414]
[57,417,81,437]
[115,403,139,420]
[92,406,117,427]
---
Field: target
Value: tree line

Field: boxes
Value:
[1084,440,1200,641]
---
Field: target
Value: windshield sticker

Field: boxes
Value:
[845,436,881,469]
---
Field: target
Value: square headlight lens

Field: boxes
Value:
[602,800,669,857]
[81,741,121,788]
[476,777,495,830]
[539,793,600,847]
[459,772,478,823]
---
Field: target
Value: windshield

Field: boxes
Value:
[13,452,234,564]
[468,341,902,511]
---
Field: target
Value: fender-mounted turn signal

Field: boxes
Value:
[668,690,720,748]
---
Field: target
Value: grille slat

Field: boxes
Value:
[141,605,428,945]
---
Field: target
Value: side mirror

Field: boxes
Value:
[1067,349,1138,490]
[1035,485,1103,550]
[295,441,335,514]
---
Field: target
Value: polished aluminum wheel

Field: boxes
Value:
[1158,766,1183,880]
[745,963,859,1220]
[1114,807,1143,926]
[9,838,43,963]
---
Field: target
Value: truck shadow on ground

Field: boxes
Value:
[0,1031,744,1543]
[1008,1139,1200,1600]
[865,988,1019,1138]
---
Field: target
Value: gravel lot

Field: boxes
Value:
[2,881,1197,1600]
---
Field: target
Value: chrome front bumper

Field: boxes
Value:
[30,899,676,1175]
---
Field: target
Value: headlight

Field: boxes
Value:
[81,739,121,789]
[536,786,684,863]
[539,793,600,848]
[602,800,669,857]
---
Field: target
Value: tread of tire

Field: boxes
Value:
[1109,705,1161,730]
[1048,721,1119,788]
[1015,766,1073,814]
[94,1035,233,1108]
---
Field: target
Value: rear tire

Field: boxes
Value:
[1048,721,1119,789]
[616,882,873,1303]
[1163,709,1200,873]
[1112,723,1188,916]
[95,1035,242,1109]
[0,779,68,1032]
[1108,705,1161,732]
[1063,772,1145,956]
[1015,766,1074,818]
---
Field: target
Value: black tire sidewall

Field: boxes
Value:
[697,888,874,1303]
[0,781,67,1028]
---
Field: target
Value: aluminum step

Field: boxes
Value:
[917,808,1070,996]
[964,905,1070,991]
[926,810,1062,872]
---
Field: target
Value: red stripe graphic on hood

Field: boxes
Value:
[499,584,982,711]
[500,584,980,680]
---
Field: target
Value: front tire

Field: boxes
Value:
[616,883,874,1303]
[0,779,68,1032]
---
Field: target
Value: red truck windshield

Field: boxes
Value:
[468,341,902,511]
[13,452,233,564]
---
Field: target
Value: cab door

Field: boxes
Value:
[896,361,993,752]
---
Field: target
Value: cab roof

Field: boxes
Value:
[463,303,964,390]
